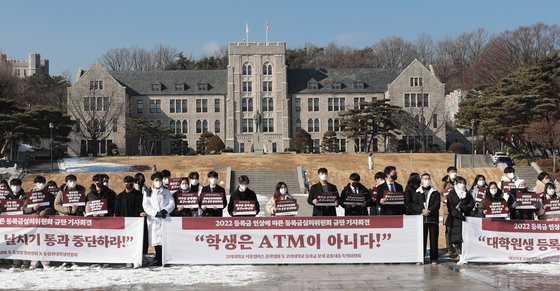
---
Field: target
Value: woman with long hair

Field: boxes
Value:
[266,182,294,216]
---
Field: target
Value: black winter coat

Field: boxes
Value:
[200,185,227,217]
[446,188,474,244]
[307,182,339,216]
[340,183,373,216]
[228,188,260,217]
[376,181,405,215]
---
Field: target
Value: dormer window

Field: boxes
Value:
[174,83,185,91]
[353,82,364,89]
[307,80,318,90]
[197,82,208,91]
[331,82,342,90]
[151,83,161,91]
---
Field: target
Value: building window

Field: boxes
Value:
[197,83,208,91]
[214,99,220,112]
[427,135,434,146]
[242,98,253,112]
[262,98,273,112]
[263,81,272,92]
[170,120,176,132]
[151,83,161,91]
[308,81,318,90]
[241,119,254,133]
[215,120,221,133]
[174,84,184,91]
[242,63,252,75]
[242,81,252,93]
[328,97,345,111]
[353,97,365,109]
[112,118,118,132]
[170,99,186,113]
[313,139,320,153]
[202,120,208,132]
[170,100,175,113]
[90,80,103,90]
[272,143,277,153]
[263,118,274,132]
[149,100,161,113]
[181,100,187,113]
[432,114,438,128]
[404,94,410,107]
[331,82,342,90]
[196,99,208,113]
[422,93,429,107]
[328,118,340,131]
[295,119,301,131]
[84,97,109,112]
[263,63,272,75]
[182,120,188,134]
[76,121,81,133]
[307,97,319,111]
[295,97,301,111]
[137,99,143,113]
[307,118,320,132]
[353,82,364,89]
[410,77,423,86]
[239,143,245,153]
[338,138,347,152]
[196,120,202,133]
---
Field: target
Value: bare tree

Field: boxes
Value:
[67,87,123,156]
[371,36,417,69]
[153,44,178,70]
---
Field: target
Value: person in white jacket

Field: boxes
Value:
[142,172,175,266]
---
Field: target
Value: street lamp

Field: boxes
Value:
[49,122,54,173]
[471,120,475,168]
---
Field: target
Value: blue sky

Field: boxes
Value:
[1,0,559,77]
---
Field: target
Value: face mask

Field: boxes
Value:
[102,181,108,187]
[162,178,169,185]
[547,189,556,196]
[95,182,104,188]
[390,174,398,181]
[125,183,133,190]
[134,183,141,191]
[507,173,515,179]
[11,185,21,193]
[543,179,551,184]
[351,181,358,188]
[239,184,247,192]
[209,178,217,185]
[35,183,46,191]
[180,183,189,191]
[490,188,498,195]
[190,179,198,186]
[477,180,485,187]
[319,174,328,181]
[456,184,465,191]
[67,181,77,189]
[449,172,457,179]
[279,188,287,195]
[422,179,431,187]
[153,181,162,189]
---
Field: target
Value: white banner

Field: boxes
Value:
[0,215,143,265]
[463,217,560,263]
[163,215,423,264]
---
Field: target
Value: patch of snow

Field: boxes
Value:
[0,265,266,290]
[486,262,560,275]
[58,158,131,173]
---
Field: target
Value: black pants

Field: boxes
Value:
[154,245,162,266]
[423,223,439,262]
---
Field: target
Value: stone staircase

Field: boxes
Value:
[230,169,301,196]
[514,166,539,190]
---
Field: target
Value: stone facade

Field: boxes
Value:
[67,42,447,156]
[0,52,49,78]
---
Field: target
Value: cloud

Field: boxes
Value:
[203,41,221,56]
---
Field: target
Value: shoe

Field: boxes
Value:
[90,264,101,268]
[126,263,133,268]
[133,263,141,269]
[29,264,37,270]
[102,264,110,268]
[431,261,439,265]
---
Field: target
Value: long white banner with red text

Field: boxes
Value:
[462,217,560,263]
[0,215,143,265]
[162,215,424,264]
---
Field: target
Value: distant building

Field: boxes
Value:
[0,52,49,78]
[67,42,447,156]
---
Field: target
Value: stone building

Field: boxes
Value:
[66,42,447,156]
[0,52,49,78]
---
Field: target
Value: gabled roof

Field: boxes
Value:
[108,70,227,95]
[287,68,401,94]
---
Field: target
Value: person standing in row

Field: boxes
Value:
[200,171,227,217]
[228,175,259,217]
[404,173,421,215]
[308,168,339,216]
[114,175,145,268]
[369,171,385,216]
[339,173,372,216]
[377,166,404,215]
[87,174,116,217]
[446,176,474,262]
[412,173,440,264]
[142,172,175,266]
[266,182,294,216]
